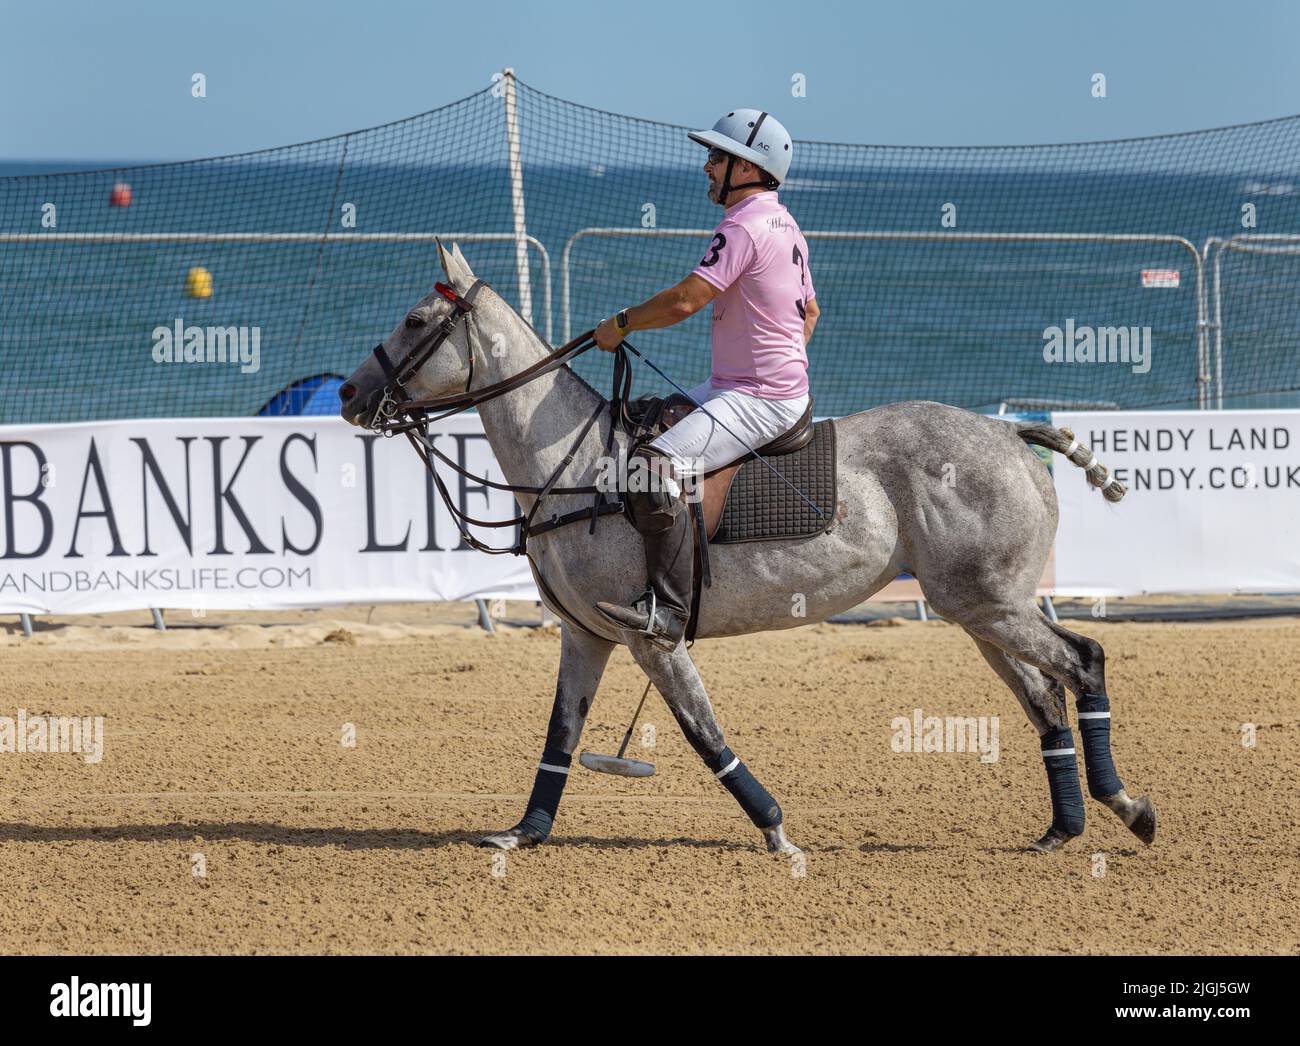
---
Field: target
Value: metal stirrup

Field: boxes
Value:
[636,589,659,636]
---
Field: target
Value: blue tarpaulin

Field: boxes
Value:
[257,374,345,416]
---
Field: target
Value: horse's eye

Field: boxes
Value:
[405,313,425,330]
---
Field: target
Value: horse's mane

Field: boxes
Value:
[481,280,607,404]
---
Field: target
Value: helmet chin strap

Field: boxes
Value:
[715,110,772,206]
[717,156,769,205]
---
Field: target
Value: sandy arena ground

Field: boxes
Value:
[1,601,1297,955]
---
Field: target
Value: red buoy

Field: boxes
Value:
[109,182,132,207]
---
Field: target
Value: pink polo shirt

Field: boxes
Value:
[690,191,815,399]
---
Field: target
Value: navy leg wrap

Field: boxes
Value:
[515,747,571,840]
[1077,693,1124,799]
[1040,726,1085,836]
[706,746,782,829]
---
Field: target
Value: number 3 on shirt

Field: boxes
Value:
[699,233,726,268]
[792,245,808,319]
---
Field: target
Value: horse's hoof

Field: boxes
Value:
[1100,789,1158,846]
[1127,795,1157,845]
[478,828,540,850]
[1028,825,1078,853]
[762,823,802,856]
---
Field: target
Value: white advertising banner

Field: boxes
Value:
[5,410,1298,614]
[0,416,541,614]
[1050,410,1300,595]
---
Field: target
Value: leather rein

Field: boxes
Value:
[367,279,640,557]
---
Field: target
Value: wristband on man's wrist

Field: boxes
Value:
[614,309,630,334]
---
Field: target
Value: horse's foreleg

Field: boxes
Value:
[624,635,799,855]
[480,625,615,850]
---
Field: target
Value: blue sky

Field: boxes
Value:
[4,0,1299,162]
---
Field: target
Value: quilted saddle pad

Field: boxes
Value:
[710,419,837,544]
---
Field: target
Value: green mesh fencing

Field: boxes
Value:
[3,77,1300,423]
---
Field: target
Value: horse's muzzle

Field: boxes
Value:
[339,384,382,427]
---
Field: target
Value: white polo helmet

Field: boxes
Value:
[688,109,793,185]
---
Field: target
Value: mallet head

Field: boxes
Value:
[578,751,656,778]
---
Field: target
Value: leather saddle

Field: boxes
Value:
[622,392,829,644]
[631,392,816,540]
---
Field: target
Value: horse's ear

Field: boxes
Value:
[450,242,475,278]
[436,242,475,294]
[435,237,453,281]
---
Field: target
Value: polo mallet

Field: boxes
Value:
[578,679,657,777]
[619,341,825,521]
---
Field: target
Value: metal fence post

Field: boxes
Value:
[1203,234,1300,411]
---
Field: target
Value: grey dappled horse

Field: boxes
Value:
[340,243,1156,857]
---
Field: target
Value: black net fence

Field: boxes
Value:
[3,76,1300,424]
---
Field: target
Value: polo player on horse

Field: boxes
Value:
[593,109,820,651]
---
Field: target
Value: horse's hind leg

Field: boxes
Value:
[623,634,799,855]
[954,605,1156,850]
[967,633,1084,852]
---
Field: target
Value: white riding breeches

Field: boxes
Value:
[644,380,810,479]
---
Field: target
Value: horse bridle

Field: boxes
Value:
[370,280,483,424]
[365,279,633,559]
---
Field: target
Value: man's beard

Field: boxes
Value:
[706,178,722,204]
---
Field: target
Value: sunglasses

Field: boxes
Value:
[706,148,731,167]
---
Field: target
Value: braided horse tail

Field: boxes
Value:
[1015,423,1127,503]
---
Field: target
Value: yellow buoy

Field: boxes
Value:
[186,266,213,298]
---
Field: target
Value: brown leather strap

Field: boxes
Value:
[384,328,600,426]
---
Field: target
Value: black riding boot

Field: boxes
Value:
[595,459,694,651]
